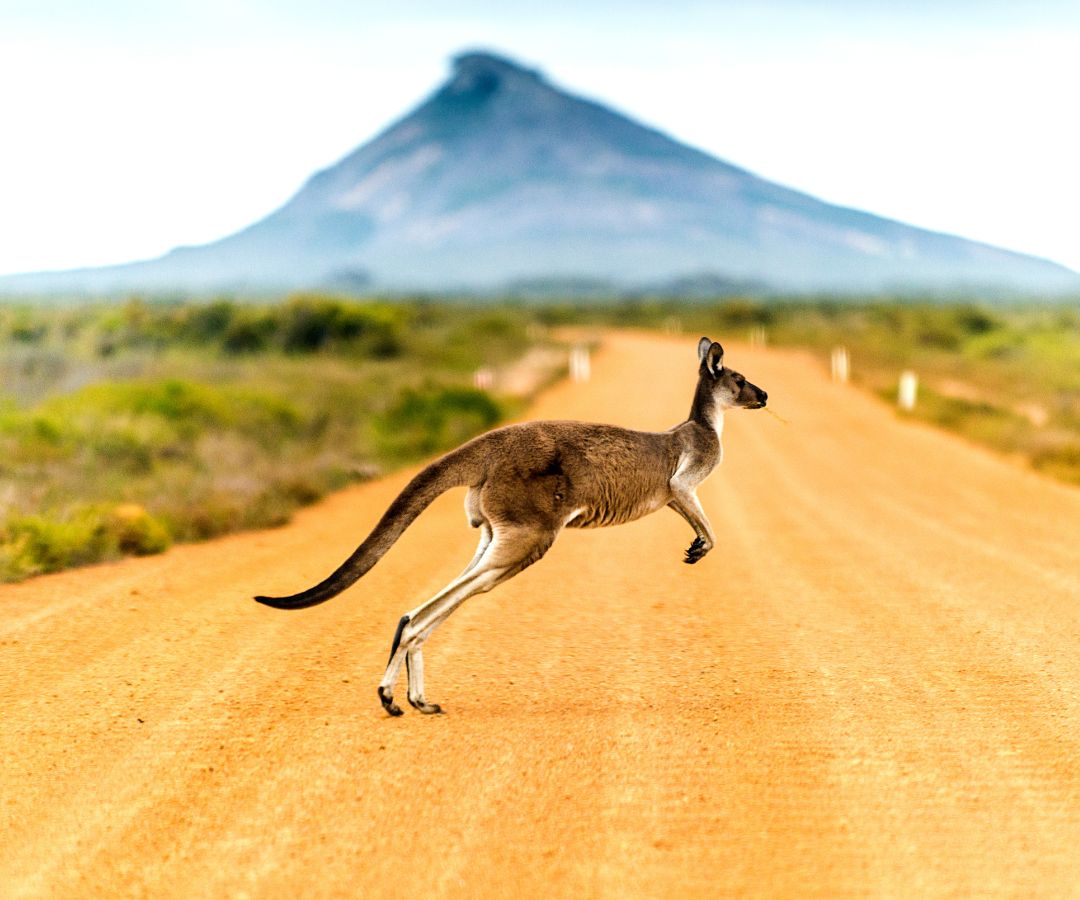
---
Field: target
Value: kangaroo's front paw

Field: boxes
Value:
[378,686,404,717]
[684,536,710,564]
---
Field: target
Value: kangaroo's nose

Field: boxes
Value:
[760,390,768,402]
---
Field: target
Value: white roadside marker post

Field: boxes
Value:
[570,346,591,383]
[831,347,850,384]
[473,367,494,390]
[898,370,918,411]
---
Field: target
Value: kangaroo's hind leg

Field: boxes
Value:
[377,563,487,717]
[379,524,555,716]
[398,520,491,713]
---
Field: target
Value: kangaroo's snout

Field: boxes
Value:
[742,384,767,409]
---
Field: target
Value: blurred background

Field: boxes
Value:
[0,0,1077,579]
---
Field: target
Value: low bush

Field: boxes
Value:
[374,385,504,460]
[1031,442,1080,485]
[0,297,537,582]
[0,503,171,580]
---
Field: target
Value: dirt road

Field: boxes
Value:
[3,332,1080,898]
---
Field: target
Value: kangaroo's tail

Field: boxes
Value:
[254,445,482,610]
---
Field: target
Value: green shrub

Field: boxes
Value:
[2,509,112,577]
[375,386,502,460]
[221,312,276,354]
[182,300,237,342]
[41,380,303,442]
[279,295,405,355]
[88,427,156,474]
[9,319,48,344]
[716,298,773,328]
[0,412,74,462]
[1031,443,1080,484]
[952,305,1000,336]
[108,504,172,555]
[0,503,173,579]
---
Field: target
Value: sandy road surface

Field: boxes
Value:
[3,332,1080,898]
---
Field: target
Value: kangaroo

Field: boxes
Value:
[255,337,767,716]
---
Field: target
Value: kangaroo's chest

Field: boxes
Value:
[674,415,723,487]
[672,451,717,490]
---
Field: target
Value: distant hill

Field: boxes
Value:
[3,50,1077,297]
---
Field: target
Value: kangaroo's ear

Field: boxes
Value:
[706,341,724,376]
[697,337,712,364]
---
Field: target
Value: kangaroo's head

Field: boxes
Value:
[696,336,768,411]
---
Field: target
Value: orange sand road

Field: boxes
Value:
[3,332,1080,898]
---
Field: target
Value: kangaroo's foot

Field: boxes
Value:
[684,536,709,564]
[405,647,443,714]
[408,696,444,715]
[378,686,403,717]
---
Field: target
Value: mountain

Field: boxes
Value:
[3,51,1077,297]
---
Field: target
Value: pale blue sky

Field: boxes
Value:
[1,1,1078,275]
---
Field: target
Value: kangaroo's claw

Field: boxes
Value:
[684,536,708,564]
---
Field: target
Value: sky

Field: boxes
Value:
[1,0,1078,276]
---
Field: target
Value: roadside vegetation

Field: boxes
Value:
[0,297,540,581]
[3,293,1078,582]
